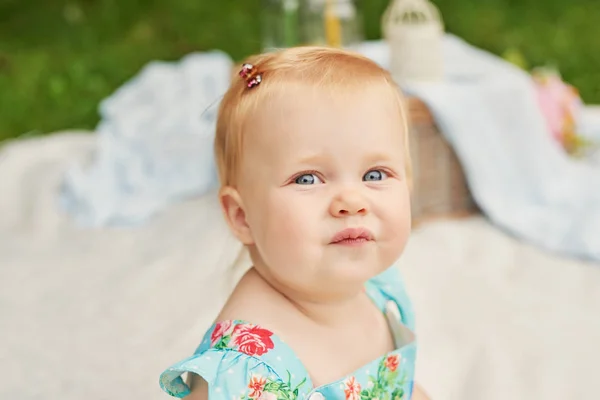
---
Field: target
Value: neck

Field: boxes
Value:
[248,266,369,327]
[286,289,368,327]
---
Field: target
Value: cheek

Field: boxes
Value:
[379,186,412,245]
[249,191,317,255]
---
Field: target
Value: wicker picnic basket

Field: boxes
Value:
[407,97,478,224]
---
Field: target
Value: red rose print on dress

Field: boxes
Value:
[210,320,234,346]
[344,376,361,400]
[248,375,267,399]
[231,324,275,356]
[384,354,401,372]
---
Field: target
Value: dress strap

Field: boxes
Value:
[365,266,416,330]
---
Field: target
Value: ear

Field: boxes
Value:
[219,186,254,245]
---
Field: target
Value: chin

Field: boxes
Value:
[329,263,382,284]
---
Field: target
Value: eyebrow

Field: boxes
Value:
[363,151,397,164]
[296,153,329,165]
[296,151,398,166]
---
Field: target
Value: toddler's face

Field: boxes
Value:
[232,84,411,297]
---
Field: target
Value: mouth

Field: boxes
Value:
[330,227,374,246]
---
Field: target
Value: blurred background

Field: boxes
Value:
[2,1,600,400]
[1,0,599,141]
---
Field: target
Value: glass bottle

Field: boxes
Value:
[262,0,301,50]
[302,0,363,48]
[261,0,363,50]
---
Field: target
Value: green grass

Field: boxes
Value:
[0,0,599,141]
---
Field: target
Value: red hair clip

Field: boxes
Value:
[239,63,262,89]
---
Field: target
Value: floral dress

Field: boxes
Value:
[159,267,417,400]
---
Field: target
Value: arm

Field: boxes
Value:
[183,372,208,400]
[412,382,431,400]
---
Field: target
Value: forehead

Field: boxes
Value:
[244,82,405,159]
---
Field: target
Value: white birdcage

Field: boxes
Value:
[382,0,444,83]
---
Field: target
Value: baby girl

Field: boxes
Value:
[159,46,430,400]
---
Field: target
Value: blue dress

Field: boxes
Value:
[159,267,417,400]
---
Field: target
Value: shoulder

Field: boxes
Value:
[218,268,288,325]
[159,320,311,399]
[367,264,416,330]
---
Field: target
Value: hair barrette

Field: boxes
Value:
[239,63,262,89]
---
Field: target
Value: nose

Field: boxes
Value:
[329,190,368,217]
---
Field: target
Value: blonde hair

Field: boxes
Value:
[214,46,411,187]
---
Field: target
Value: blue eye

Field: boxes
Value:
[295,173,323,185]
[363,170,387,181]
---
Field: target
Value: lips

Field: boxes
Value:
[330,227,374,245]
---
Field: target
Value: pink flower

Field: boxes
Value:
[231,324,275,356]
[533,68,583,143]
[210,321,234,346]
[344,376,361,400]
[248,375,267,399]
[384,354,401,372]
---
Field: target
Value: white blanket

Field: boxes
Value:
[1,133,600,400]
[59,51,233,227]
